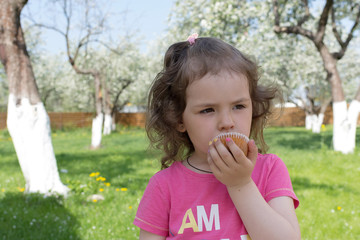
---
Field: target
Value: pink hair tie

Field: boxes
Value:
[187,33,198,45]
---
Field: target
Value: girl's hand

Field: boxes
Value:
[208,138,258,188]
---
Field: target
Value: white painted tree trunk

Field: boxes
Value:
[305,113,312,130]
[103,114,112,135]
[333,100,360,154]
[312,113,324,134]
[6,94,69,196]
[305,113,324,133]
[91,113,103,149]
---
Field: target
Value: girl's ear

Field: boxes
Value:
[177,122,186,133]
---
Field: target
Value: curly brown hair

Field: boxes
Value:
[146,37,280,169]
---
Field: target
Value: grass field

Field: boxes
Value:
[0,126,359,239]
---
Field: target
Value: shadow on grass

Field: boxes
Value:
[265,129,333,150]
[0,193,80,240]
[292,176,358,195]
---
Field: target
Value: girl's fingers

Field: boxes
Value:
[210,138,236,168]
[208,141,229,170]
[225,137,246,163]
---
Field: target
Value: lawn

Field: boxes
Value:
[0,126,359,239]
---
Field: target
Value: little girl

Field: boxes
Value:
[134,35,300,240]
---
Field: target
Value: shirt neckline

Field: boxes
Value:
[174,161,218,180]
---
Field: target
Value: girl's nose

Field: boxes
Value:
[218,112,234,131]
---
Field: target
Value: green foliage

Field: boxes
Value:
[0,126,359,239]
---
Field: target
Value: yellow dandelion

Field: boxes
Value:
[121,188,128,192]
[116,188,120,192]
[96,177,106,182]
[17,187,25,192]
[321,124,326,131]
[128,206,133,210]
[90,172,100,177]
[1,188,5,192]
[93,199,98,203]
[104,182,111,187]
[99,188,104,192]
[337,206,342,211]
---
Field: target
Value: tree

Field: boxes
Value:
[272,0,360,153]
[260,36,332,133]
[79,42,143,134]
[28,0,142,145]
[0,0,68,195]
[23,0,106,148]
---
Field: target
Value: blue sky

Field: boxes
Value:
[107,0,176,51]
[24,0,175,53]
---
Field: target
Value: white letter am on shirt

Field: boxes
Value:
[197,204,220,231]
[178,204,220,234]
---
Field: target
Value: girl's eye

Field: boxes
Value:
[200,108,214,114]
[234,104,245,110]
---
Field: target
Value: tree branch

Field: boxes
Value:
[331,3,360,59]
[272,0,314,40]
[314,0,333,44]
[111,78,133,116]
[93,39,125,56]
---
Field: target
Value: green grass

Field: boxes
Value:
[0,126,359,239]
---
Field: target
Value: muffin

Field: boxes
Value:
[213,132,249,156]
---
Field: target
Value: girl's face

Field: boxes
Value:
[178,70,252,160]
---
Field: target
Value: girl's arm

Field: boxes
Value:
[139,229,166,240]
[208,139,301,240]
[227,182,300,239]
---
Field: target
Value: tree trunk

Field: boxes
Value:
[103,114,112,135]
[311,98,331,134]
[111,113,116,131]
[0,0,68,195]
[91,73,103,149]
[91,113,103,148]
[317,43,357,153]
[305,113,324,133]
[334,87,360,153]
[102,77,112,135]
[305,112,312,130]
[311,113,325,134]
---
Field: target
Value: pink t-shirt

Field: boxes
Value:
[134,153,299,239]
